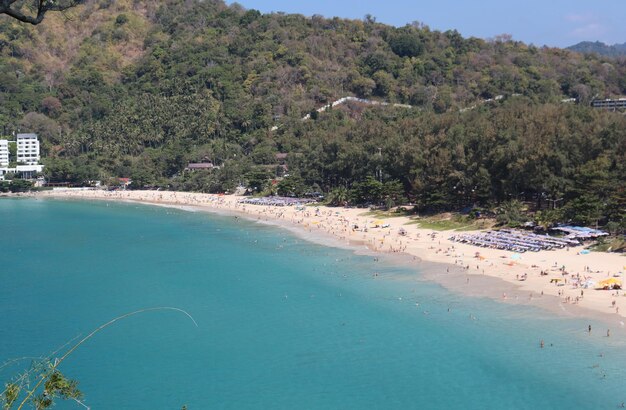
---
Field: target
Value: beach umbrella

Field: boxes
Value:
[580,249,590,255]
[374,220,385,225]
[511,253,522,260]
[598,278,621,287]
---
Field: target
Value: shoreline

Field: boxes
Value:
[27,189,626,331]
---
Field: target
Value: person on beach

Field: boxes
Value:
[41,189,624,325]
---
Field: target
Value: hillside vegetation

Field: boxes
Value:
[0,0,624,228]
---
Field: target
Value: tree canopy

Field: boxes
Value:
[0,0,624,229]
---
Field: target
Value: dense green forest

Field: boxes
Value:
[0,0,624,228]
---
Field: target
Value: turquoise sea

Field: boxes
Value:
[1,198,626,409]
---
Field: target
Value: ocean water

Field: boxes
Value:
[1,198,625,410]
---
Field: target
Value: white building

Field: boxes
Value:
[0,164,43,179]
[17,133,40,165]
[0,140,8,167]
[0,134,44,181]
[17,164,44,179]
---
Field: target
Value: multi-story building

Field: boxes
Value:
[0,140,8,167]
[0,134,44,181]
[591,98,626,110]
[17,133,40,165]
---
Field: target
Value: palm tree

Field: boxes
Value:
[327,186,348,206]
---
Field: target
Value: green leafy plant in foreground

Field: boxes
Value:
[1,307,197,410]
[4,369,83,409]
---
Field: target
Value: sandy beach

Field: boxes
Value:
[34,189,626,326]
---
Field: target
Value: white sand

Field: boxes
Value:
[36,189,626,323]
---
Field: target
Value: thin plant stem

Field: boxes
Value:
[1,334,82,396]
[15,307,197,410]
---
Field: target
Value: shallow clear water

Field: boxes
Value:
[1,198,625,409]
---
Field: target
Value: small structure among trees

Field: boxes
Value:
[185,162,216,171]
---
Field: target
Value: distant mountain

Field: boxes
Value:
[567,41,626,57]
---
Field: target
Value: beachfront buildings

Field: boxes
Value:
[17,133,40,165]
[0,134,44,180]
[0,140,8,167]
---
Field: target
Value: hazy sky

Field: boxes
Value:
[227,0,625,48]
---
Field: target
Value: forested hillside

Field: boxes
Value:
[0,0,624,227]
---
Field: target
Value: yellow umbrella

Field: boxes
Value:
[599,278,621,286]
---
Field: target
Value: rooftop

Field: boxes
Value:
[17,133,38,139]
[186,162,215,169]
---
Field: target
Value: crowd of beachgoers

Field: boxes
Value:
[33,189,626,326]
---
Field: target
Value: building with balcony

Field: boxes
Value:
[591,98,626,110]
[0,134,44,181]
[0,140,8,167]
[17,133,40,165]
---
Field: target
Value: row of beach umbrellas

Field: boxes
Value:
[238,197,317,206]
[450,230,577,252]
